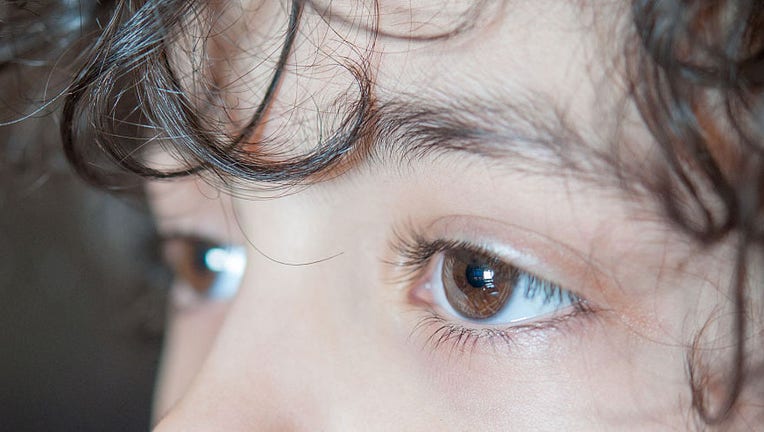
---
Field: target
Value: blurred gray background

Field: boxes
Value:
[0,125,168,431]
[1,2,170,429]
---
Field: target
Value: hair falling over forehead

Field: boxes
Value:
[2,0,763,427]
[60,0,379,189]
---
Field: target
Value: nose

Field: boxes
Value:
[151,259,341,430]
[151,252,433,431]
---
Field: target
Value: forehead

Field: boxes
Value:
[217,1,628,108]
[185,0,650,187]
[313,1,626,99]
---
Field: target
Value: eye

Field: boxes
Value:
[392,230,585,330]
[392,225,595,352]
[432,247,579,325]
[161,235,246,305]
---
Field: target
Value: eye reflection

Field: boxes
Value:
[161,236,246,304]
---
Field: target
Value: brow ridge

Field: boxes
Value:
[366,91,617,181]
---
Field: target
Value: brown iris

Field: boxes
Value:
[442,249,516,320]
[162,236,217,295]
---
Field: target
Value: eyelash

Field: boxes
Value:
[390,228,595,354]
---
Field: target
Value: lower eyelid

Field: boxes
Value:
[410,305,598,356]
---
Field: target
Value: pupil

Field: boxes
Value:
[465,264,493,288]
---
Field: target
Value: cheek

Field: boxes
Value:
[406,319,691,430]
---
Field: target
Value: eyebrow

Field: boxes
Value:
[366,91,617,181]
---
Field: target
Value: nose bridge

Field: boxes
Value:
[154,258,365,431]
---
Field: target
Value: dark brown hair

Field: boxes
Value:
[2,0,762,427]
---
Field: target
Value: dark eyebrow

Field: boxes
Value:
[367,92,616,180]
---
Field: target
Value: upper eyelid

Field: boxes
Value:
[387,226,591,308]
[390,216,619,301]
[159,234,239,271]
[159,232,234,247]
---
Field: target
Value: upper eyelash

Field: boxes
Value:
[388,226,465,281]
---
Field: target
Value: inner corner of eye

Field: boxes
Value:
[405,261,442,306]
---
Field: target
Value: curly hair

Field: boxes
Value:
[629,0,763,424]
[2,0,762,427]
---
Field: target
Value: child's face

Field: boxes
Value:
[148,1,742,430]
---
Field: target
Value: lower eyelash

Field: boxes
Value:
[410,304,597,357]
